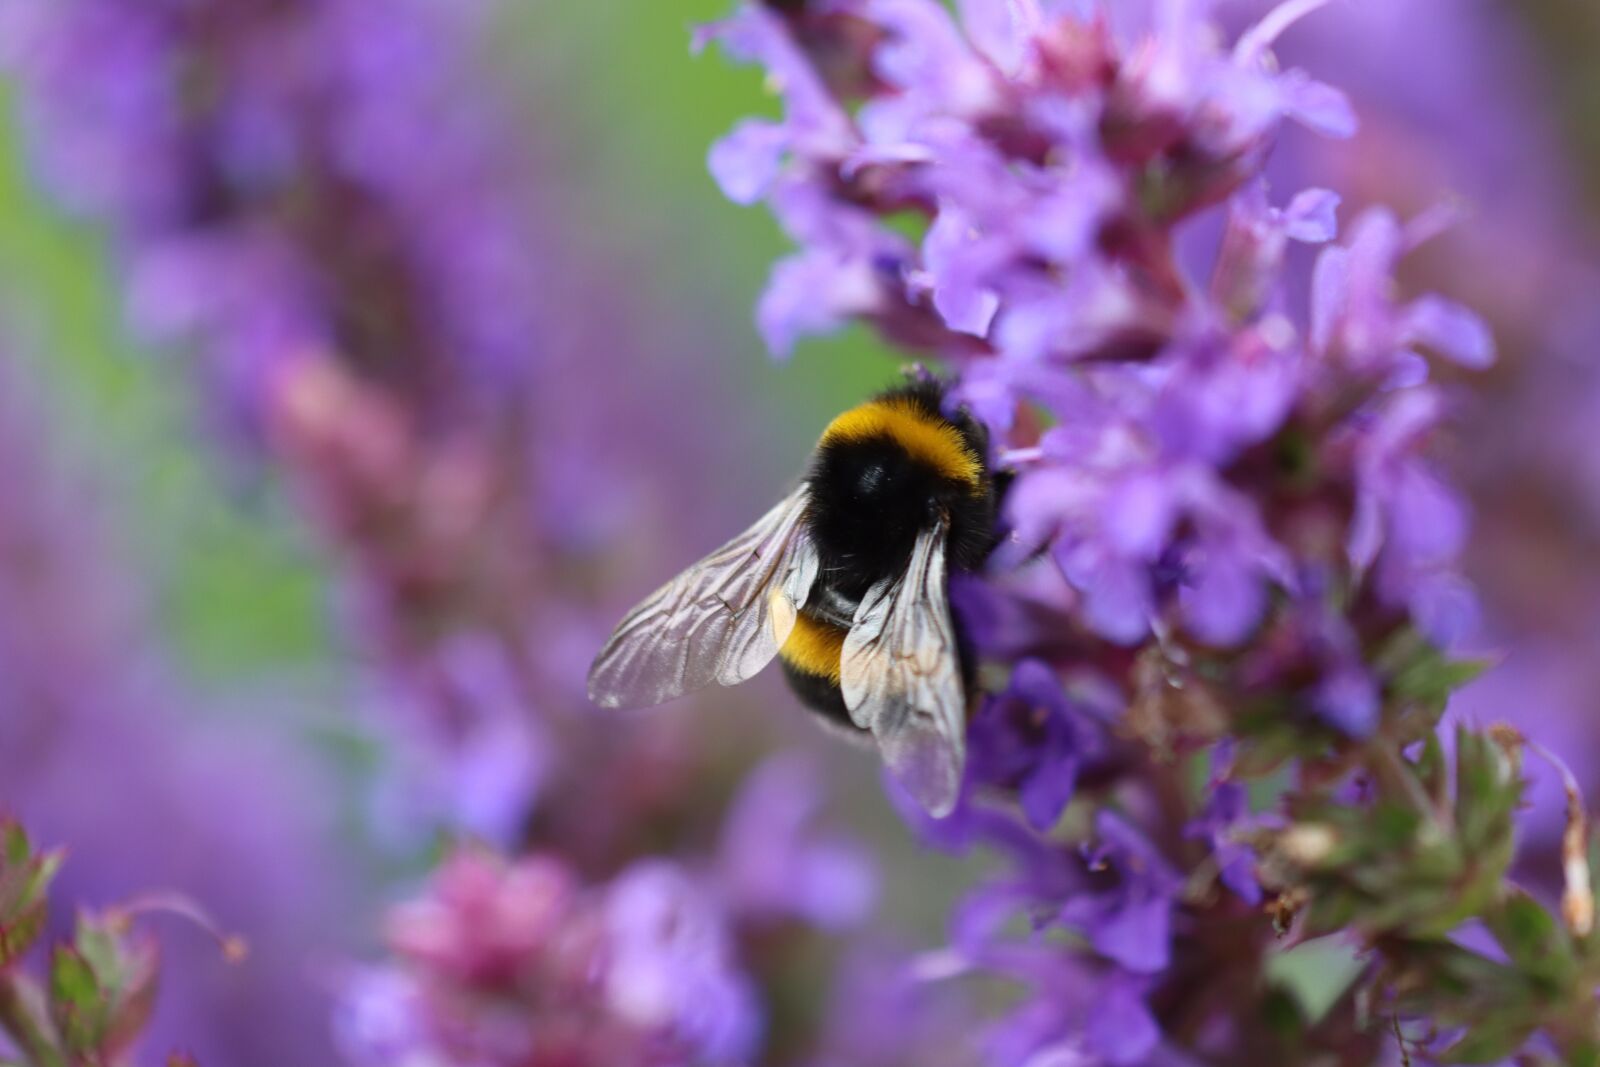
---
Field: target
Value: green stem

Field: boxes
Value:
[1363,739,1444,827]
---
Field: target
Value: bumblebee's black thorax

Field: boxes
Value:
[801,380,996,601]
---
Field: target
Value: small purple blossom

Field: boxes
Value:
[1187,747,1265,905]
[984,960,1160,1067]
[1060,813,1183,975]
[605,862,765,1064]
[807,942,980,1067]
[968,660,1103,831]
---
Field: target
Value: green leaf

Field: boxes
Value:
[72,917,123,982]
[1376,628,1493,711]
[0,901,45,972]
[1391,652,1492,707]
[1302,888,1363,937]
[0,823,27,869]
[1368,803,1426,852]
[49,944,108,1055]
[1385,942,1525,1015]
[1267,936,1368,1025]
[101,940,159,1061]
[1486,891,1576,988]
[48,913,161,1061]
[1561,1041,1600,1067]
[0,822,62,969]
[1454,728,1521,864]
[1416,733,1449,810]
[1438,1022,1537,1064]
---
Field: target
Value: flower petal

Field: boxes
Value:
[708,119,789,205]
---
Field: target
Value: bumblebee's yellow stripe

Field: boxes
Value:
[820,398,982,491]
[779,612,848,684]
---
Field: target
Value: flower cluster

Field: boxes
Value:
[707,0,1486,675]
[339,851,760,1067]
[1263,0,1600,859]
[708,0,1599,1062]
[1,0,532,840]
[338,756,895,1067]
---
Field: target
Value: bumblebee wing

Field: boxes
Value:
[840,517,966,817]
[587,485,820,708]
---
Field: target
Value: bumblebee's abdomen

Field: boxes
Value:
[779,609,846,683]
[778,610,859,731]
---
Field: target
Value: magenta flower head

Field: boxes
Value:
[340,848,762,1067]
[341,755,887,1067]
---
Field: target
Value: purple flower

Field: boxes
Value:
[1058,813,1183,975]
[3,0,774,862]
[807,942,980,1067]
[985,961,1160,1067]
[704,0,1359,363]
[968,660,1104,831]
[385,850,578,987]
[1344,387,1477,646]
[1186,749,1265,905]
[605,862,764,1064]
[1312,208,1495,376]
[1007,422,1292,647]
[696,6,855,201]
[718,755,879,930]
[949,876,1165,1067]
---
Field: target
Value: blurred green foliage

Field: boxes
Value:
[0,88,330,682]
[1521,0,1600,212]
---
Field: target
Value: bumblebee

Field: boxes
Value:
[587,379,997,815]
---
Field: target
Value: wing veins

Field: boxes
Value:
[839,518,967,816]
[587,485,818,708]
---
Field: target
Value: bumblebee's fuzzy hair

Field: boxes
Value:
[803,379,996,601]
[776,380,994,733]
[589,377,999,815]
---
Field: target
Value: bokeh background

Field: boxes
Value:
[1,1,1599,1064]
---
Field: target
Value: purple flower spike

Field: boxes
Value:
[695,0,1516,1059]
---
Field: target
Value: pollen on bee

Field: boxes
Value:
[769,586,797,640]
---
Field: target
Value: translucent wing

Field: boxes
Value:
[840,518,966,817]
[588,485,820,708]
